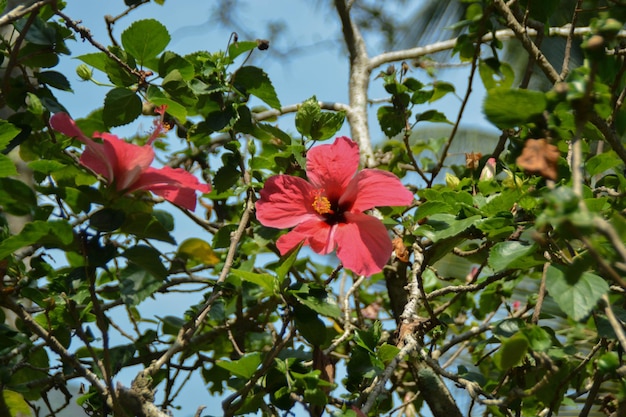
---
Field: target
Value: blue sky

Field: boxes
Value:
[49,1,495,416]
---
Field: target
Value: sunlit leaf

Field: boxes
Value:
[178,238,219,266]
[121,19,170,64]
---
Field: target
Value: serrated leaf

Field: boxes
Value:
[216,352,262,379]
[483,88,547,129]
[158,51,194,81]
[121,19,170,64]
[119,263,163,306]
[233,66,281,109]
[0,120,21,151]
[103,88,142,127]
[545,265,609,321]
[178,238,219,266]
[123,245,167,281]
[377,105,406,138]
[290,284,341,320]
[105,46,137,87]
[27,159,66,174]
[488,241,543,272]
[0,220,74,259]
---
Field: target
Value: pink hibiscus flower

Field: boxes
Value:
[49,111,210,211]
[255,136,413,276]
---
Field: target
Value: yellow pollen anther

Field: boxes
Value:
[312,194,333,215]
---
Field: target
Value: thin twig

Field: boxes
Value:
[0,0,56,27]
[324,275,366,355]
[531,262,549,324]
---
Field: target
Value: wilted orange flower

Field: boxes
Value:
[465,152,482,170]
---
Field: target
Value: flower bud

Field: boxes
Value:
[76,64,93,81]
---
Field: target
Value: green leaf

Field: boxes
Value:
[0,177,37,215]
[488,241,543,272]
[89,208,126,232]
[228,41,258,60]
[158,51,194,81]
[293,304,327,346]
[545,265,609,321]
[0,154,17,177]
[177,238,219,266]
[37,70,72,91]
[121,212,176,244]
[233,66,281,109]
[161,69,198,108]
[415,214,481,242]
[230,269,276,296]
[0,220,74,259]
[76,52,108,73]
[494,333,529,370]
[431,81,455,101]
[145,85,187,122]
[377,105,406,138]
[123,245,167,281]
[103,88,142,127]
[415,109,451,124]
[27,159,66,174]
[479,58,515,90]
[105,46,137,87]
[586,150,623,176]
[414,201,454,221]
[483,88,547,129]
[0,120,21,151]
[119,263,163,306]
[295,97,347,141]
[2,390,32,417]
[290,284,342,320]
[276,242,303,282]
[522,325,552,352]
[121,19,170,64]
[216,352,262,379]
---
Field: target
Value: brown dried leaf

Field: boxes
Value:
[392,237,410,263]
[516,138,560,180]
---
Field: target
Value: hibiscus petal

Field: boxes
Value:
[306,136,359,198]
[95,133,155,191]
[340,169,413,212]
[276,219,334,255]
[256,175,319,229]
[334,212,393,276]
[49,112,90,143]
[133,167,210,210]
[50,113,117,181]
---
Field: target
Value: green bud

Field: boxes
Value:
[598,18,623,40]
[76,64,93,81]
[445,172,460,189]
[26,92,44,116]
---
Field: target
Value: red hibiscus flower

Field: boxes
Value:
[50,112,210,211]
[255,136,413,276]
